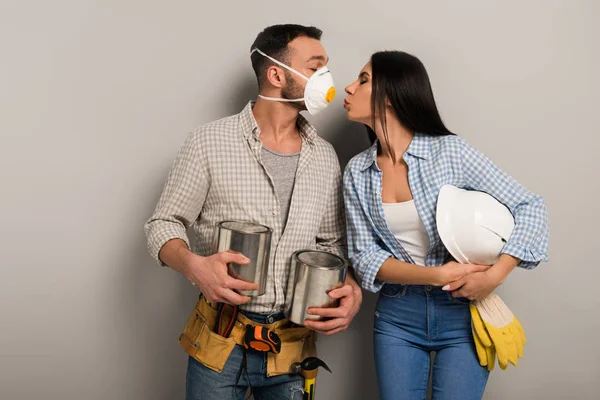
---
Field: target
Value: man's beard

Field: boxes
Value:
[281,71,305,111]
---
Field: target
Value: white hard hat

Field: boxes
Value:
[436,185,515,265]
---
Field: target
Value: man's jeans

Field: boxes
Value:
[186,310,304,400]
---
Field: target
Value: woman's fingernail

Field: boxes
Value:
[442,285,450,291]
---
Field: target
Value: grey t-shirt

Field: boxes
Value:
[261,147,300,227]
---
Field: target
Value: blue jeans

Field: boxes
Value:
[374,284,489,400]
[186,310,304,400]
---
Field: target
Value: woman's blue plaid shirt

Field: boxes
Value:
[343,133,549,292]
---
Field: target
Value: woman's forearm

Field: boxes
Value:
[487,254,519,285]
[376,258,441,286]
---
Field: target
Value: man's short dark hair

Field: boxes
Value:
[250,24,322,88]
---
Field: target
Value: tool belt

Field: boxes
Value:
[179,297,317,376]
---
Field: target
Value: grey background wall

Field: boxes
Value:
[1,1,598,399]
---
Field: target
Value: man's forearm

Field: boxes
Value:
[158,238,193,274]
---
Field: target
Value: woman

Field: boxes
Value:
[342,51,549,400]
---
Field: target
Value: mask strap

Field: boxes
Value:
[251,48,309,82]
[258,95,304,102]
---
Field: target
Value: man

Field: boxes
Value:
[144,24,362,399]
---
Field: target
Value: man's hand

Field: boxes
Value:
[181,250,259,305]
[303,278,362,336]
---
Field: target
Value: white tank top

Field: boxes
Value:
[382,200,430,266]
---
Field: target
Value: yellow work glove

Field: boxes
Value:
[470,294,526,370]
[469,308,496,371]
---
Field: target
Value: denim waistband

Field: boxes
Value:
[381,283,453,296]
[380,283,470,304]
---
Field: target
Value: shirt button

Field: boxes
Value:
[272,210,278,215]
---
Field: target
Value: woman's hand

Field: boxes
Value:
[442,255,519,301]
[433,261,490,287]
[442,270,503,301]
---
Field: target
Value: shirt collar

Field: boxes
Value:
[239,101,318,143]
[358,133,432,171]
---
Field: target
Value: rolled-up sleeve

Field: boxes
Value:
[144,131,210,265]
[459,137,549,268]
[343,166,393,292]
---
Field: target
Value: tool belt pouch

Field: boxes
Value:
[178,298,317,377]
[266,326,317,377]
[178,298,236,373]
